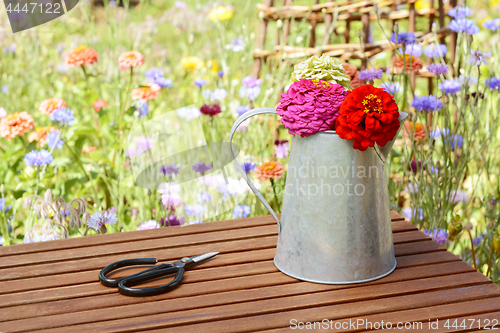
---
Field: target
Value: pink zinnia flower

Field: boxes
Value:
[93,99,108,112]
[277,79,349,137]
[118,51,145,70]
[39,98,66,115]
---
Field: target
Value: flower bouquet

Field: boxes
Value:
[230,54,408,284]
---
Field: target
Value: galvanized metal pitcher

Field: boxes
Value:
[229,107,408,284]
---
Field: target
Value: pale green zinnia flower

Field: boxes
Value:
[290,54,351,88]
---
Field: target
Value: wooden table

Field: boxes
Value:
[1,211,500,332]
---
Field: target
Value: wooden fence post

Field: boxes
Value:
[252,0,273,78]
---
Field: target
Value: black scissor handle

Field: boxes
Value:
[99,258,159,287]
[118,266,185,297]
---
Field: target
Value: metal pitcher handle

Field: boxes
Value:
[229,107,281,234]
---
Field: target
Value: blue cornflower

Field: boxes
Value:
[233,205,251,218]
[242,76,262,88]
[448,6,472,19]
[430,127,449,139]
[160,164,180,177]
[236,106,250,116]
[184,204,205,217]
[427,63,449,76]
[132,99,149,118]
[444,134,463,150]
[145,69,171,88]
[411,95,443,112]
[424,44,447,58]
[24,149,53,167]
[472,237,482,246]
[358,68,384,81]
[439,79,462,94]
[423,228,448,245]
[399,43,423,57]
[483,19,499,31]
[192,161,212,175]
[196,192,212,203]
[154,77,172,88]
[242,162,256,174]
[0,198,11,213]
[88,209,118,232]
[194,79,207,87]
[1,86,8,94]
[145,68,165,81]
[217,71,224,78]
[380,82,400,95]
[390,31,417,44]
[402,207,423,220]
[51,108,74,126]
[46,131,64,149]
[429,166,439,174]
[486,77,500,91]
[449,19,480,34]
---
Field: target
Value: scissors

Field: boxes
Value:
[99,252,218,297]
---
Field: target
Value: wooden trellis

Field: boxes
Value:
[252,0,456,91]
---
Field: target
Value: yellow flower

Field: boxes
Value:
[490,0,500,7]
[415,0,430,10]
[207,59,219,72]
[180,57,205,71]
[208,6,234,22]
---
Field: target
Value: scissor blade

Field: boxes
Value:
[191,252,219,263]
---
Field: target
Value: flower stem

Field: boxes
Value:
[487,236,495,277]
[270,178,280,212]
[464,224,477,270]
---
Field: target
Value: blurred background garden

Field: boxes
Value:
[2,0,500,282]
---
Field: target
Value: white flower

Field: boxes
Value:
[225,35,245,52]
[0,107,6,118]
[212,88,228,101]
[138,220,160,230]
[467,49,491,66]
[176,106,201,120]
[239,86,261,100]
[450,190,469,203]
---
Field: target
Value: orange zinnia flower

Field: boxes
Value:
[0,111,35,141]
[28,126,56,146]
[389,55,423,73]
[65,45,98,67]
[404,121,427,142]
[342,63,357,78]
[82,146,97,154]
[255,161,284,182]
[131,83,161,100]
[39,98,66,115]
[118,51,145,70]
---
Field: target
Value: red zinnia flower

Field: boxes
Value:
[335,85,400,151]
